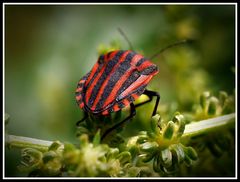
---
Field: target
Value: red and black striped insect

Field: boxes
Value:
[75,31,189,140]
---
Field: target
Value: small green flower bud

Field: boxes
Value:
[48,141,62,151]
[116,151,131,165]
[106,148,119,160]
[151,114,161,134]
[139,142,158,153]
[208,96,219,115]
[137,135,149,144]
[172,113,185,138]
[139,153,155,163]
[170,144,185,163]
[19,148,43,171]
[184,155,193,167]
[200,91,210,109]
[184,147,198,161]
[219,91,228,106]
[172,112,184,123]
[63,143,76,152]
[42,151,57,164]
[153,154,162,172]
[79,134,89,147]
[160,148,172,168]
[163,121,175,140]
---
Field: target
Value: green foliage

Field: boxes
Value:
[126,113,198,176]
[194,91,235,120]
[17,134,139,177]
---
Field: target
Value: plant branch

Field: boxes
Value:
[5,135,63,152]
[182,113,235,138]
[5,113,235,151]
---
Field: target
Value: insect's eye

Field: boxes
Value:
[98,55,105,64]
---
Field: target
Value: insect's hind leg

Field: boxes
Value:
[101,103,136,140]
[76,112,88,126]
[135,89,160,116]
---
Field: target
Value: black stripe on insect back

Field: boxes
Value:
[94,51,135,111]
[135,57,146,67]
[115,70,140,101]
[85,64,103,90]
[87,50,125,107]
[114,84,147,111]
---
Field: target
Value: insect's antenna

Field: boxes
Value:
[150,39,193,60]
[117,27,134,50]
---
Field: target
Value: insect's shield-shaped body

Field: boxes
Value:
[76,50,158,116]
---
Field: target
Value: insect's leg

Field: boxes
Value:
[76,112,88,126]
[135,89,160,116]
[134,94,153,108]
[101,103,136,140]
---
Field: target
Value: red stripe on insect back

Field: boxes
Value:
[138,60,155,71]
[109,50,119,60]
[79,102,84,108]
[79,79,85,84]
[85,63,99,86]
[101,54,143,108]
[85,51,119,105]
[90,51,131,110]
[122,98,130,106]
[101,68,133,108]
[76,87,82,93]
[85,64,107,104]
[119,75,153,99]
[102,110,109,115]
[113,104,120,112]
[131,93,139,100]
[76,95,82,101]
[130,54,144,66]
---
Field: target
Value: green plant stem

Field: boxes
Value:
[5,135,63,152]
[182,113,235,138]
[5,113,235,151]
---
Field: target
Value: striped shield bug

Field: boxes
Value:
[75,29,190,140]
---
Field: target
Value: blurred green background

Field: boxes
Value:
[5,5,235,176]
